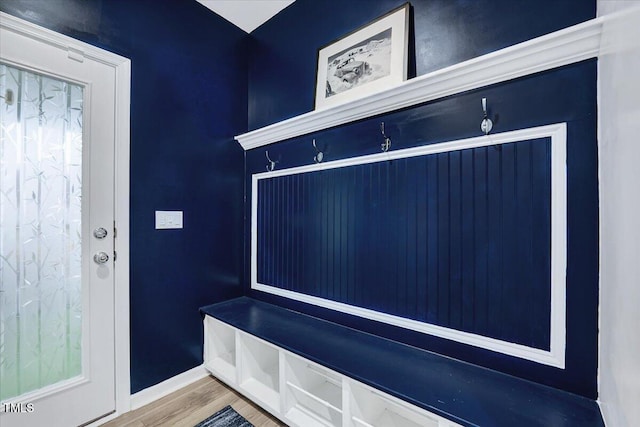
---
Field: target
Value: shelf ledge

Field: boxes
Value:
[235,17,602,150]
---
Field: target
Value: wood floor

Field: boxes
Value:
[101,375,286,427]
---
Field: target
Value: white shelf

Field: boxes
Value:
[286,381,342,426]
[203,316,236,384]
[284,354,343,426]
[286,405,337,427]
[286,354,342,406]
[349,383,445,427]
[204,357,235,384]
[240,377,280,413]
[301,380,341,411]
[238,332,280,412]
[352,410,430,427]
[246,360,279,390]
[235,17,602,150]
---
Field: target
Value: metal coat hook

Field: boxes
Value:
[312,139,324,163]
[481,97,493,135]
[265,150,277,172]
[380,122,392,152]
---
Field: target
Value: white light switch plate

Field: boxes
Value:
[155,211,183,229]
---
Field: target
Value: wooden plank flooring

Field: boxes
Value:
[102,375,286,427]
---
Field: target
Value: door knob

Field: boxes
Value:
[93,227,108,239]
[93,252,109,264]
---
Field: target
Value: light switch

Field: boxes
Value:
[155,211,183,229]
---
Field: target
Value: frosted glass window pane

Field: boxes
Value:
[0,63,83,400]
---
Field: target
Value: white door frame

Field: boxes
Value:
[0,11,131,420]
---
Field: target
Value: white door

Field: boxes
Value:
[0,15,127,427]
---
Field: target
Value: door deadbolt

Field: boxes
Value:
[93,227,108,239]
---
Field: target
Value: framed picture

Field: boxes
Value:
[314,3,410,110]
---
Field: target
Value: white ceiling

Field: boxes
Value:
[196,0,296,33]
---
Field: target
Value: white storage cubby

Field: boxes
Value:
[203,315,460,427]
[238,332,281,413]
[284,353,343,427]
[203,316,237,384]
[349,382,454,427]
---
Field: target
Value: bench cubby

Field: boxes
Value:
[203,315,236,384]
[349,381,443,427]
[201,297,604,427]
[237,332,280,413]
[203,314,457,427]
[284,353,343,426]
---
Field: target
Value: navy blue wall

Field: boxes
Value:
[245,0,598,398]
[0,0,248,393]
[248,0,595,130]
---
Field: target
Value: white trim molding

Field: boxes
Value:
[129,365,210,411]
[0,12,129,66]
[113,54,132,417]
[251,123,567,368]
[236,17,602,150]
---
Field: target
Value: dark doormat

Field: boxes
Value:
[194,405,254,427]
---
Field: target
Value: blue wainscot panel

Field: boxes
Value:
[256,137,551,350]
[251,122,568,371]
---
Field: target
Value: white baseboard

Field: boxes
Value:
[130,365,210,410]
[87,365,210,426]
